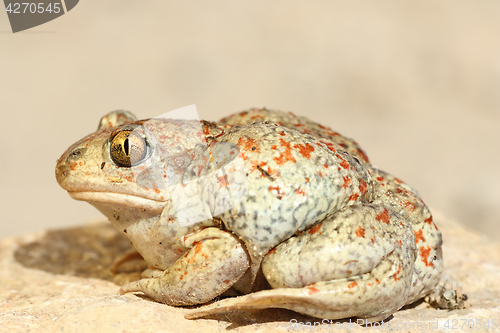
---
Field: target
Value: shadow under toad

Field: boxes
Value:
[14,222,146,286]
[185,308,389,330]
[13,222,399,329]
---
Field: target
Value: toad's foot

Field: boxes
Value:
[424,277,470,310]
[119,228,250,306]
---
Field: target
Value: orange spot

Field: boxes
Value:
[393,264,401,281]
[401,200,416,212]
[375,209,391,224]
[124,176,134,182]
[268,185,285,198]
[308,223,323,235]
[323,164,328,168]
[419,246,434,267]
[320,141,337,152]
[271,145,277,149]
[340,160,350,170]
[274,139,296,165]
[217,175,227,187]
[397,240,402,245]
[357,148,369,163]
[153,189,160,194]
[396,188,408,194]
[249,160,267,173]
[249,161,267,172]
[395,177,403,184]
[355,226,365,238]
[415,229,426,244]
[348,281,358,289]
[308,286,320,295]
[305,177,310,182]
[376,279,381,284]
[295,188,306,196]
[342,176,351,189]
[293,143,315,159]
[264,166,279,178]
[425,216,439,230]
[194,242,203,254]
[349,193,359,202]
[376,176,385,182]
[359,179,367,195]
[242,137,259,152]
[268,247,277,255]
[224,279,230,284]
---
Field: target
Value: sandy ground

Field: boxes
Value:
[0,1,499,240]
[1,212,499,332]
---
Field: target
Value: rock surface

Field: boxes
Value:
[1,211,499,333]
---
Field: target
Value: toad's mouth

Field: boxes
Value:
[68,191,166,213]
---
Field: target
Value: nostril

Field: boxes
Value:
[71,150,81,157]
[67,147,87,161]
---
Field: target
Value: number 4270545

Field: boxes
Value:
[5,2,62,14]
[443,319,498,330]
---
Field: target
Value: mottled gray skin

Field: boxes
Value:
[55,108,443,322]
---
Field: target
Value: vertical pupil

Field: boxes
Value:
[124,138,130,156]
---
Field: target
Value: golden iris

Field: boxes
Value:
[110,130,147,167]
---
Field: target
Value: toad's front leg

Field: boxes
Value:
[119,227,250,305]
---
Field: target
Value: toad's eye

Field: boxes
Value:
[110,130,148,167]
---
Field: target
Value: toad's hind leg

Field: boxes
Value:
[186,204,417,322]
[186,251,405,322]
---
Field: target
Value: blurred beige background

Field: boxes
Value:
[0,0,499,240]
